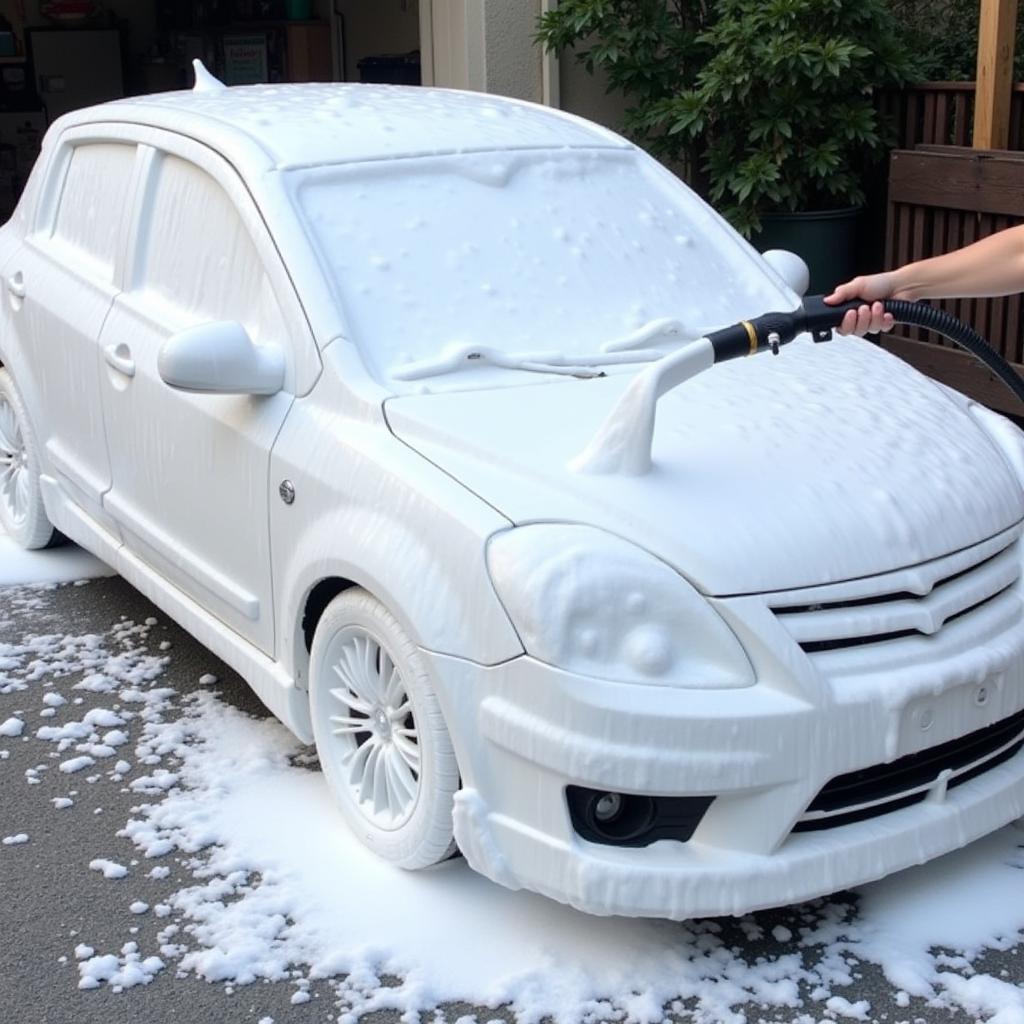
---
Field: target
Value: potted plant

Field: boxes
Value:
[538,0,915,292]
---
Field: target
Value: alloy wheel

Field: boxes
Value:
[0,394,29,527]
[325,628,421,829]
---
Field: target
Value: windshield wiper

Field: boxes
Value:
[392,343,667,382]
[600,317,689,353]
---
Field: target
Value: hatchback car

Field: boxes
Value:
[2,68,1023,920]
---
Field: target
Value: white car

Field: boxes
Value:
[2,67,1024,920]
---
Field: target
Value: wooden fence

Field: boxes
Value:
[879,81,1024,150]
[871,83,1024,414]
[883,145,1024,415]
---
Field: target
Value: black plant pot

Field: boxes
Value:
[752,206,861,295]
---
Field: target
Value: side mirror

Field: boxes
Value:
[158,321,284,396]
[762,249,810,297]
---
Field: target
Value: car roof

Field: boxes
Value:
[59,83,631,172]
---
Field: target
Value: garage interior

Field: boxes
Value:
[0,0,423,216]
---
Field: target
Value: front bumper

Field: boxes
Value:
[424,534,1024,919]
[452,744,1024,919]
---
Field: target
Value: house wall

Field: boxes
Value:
[425,0,475,91]
[425,0,542,102]
[481,0,542,103]
[422,1,627,134]
[558,52,629,133]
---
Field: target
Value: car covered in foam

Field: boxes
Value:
[1,66,1023,919]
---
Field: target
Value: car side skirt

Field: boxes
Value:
[39,474,314,743]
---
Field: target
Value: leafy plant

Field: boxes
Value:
[535,0,716,172]
[538,0,915,236]
[660,0,915,235]
[890,0,1024,82]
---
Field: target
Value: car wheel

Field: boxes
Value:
[0,367,55,550]
[309,587,458,868]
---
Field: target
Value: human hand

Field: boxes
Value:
[825,273,898,335]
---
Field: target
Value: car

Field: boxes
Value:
[2,64,1024,920]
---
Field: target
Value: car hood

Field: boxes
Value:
[384,338,1024,595]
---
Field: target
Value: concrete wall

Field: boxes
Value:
[427,0,542,102]
[558,50,630,133]
[423,1,628,132]
[482,0,541,103]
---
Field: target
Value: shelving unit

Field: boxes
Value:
[163,16,331,86]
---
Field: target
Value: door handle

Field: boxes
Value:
[6,272,24,299]
[104,342,136,378]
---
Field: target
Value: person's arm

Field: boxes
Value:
[825,224,1024,335]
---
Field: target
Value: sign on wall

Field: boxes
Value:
[223,33,268,85]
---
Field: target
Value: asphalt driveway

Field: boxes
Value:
[2,574,1023,1024]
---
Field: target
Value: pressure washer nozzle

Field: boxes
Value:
[704,296,867,364]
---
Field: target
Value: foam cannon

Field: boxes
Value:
[572,296,1024,477]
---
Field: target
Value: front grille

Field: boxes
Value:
[771,531,1020,655]
[793,707,1024,832]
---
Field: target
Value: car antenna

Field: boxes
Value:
[192,59,227,93]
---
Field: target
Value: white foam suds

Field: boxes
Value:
[2,560,1024,1022]
[0,526,113,586]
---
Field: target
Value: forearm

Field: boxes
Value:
[890,224,1024,301]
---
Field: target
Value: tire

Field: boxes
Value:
[0,367,55,550]
[309,587,458,868]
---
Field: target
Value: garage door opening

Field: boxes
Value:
[0,0,425,218]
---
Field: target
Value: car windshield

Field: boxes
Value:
[293,149,789,390]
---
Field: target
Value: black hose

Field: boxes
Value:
[880,299,1024,407]
[707,295,1024,408]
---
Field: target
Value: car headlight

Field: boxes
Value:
[486,525,754,688]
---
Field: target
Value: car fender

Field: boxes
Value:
[269,370,524,687]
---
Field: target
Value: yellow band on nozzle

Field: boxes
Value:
[741,320,757,355]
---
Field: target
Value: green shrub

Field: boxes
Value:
[538,0,915,236]
[658,0,914,234]
[535,0,716,171]
[890,0,1024,82]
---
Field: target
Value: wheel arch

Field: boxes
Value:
[289,556,471,697]
[302,576,359,652]
[278,510,524,696]
[291,573,362,696]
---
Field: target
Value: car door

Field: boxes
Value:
[10,131,139,531]
[97,137,309,655]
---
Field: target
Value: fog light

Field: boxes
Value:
[566,785,715,848]
[584,791,655,842]
[594,792,623,822]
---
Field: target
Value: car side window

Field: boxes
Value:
[49,141,136,283]
[135,153,287,348]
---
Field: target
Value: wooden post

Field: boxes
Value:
[974,0,1019,149]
